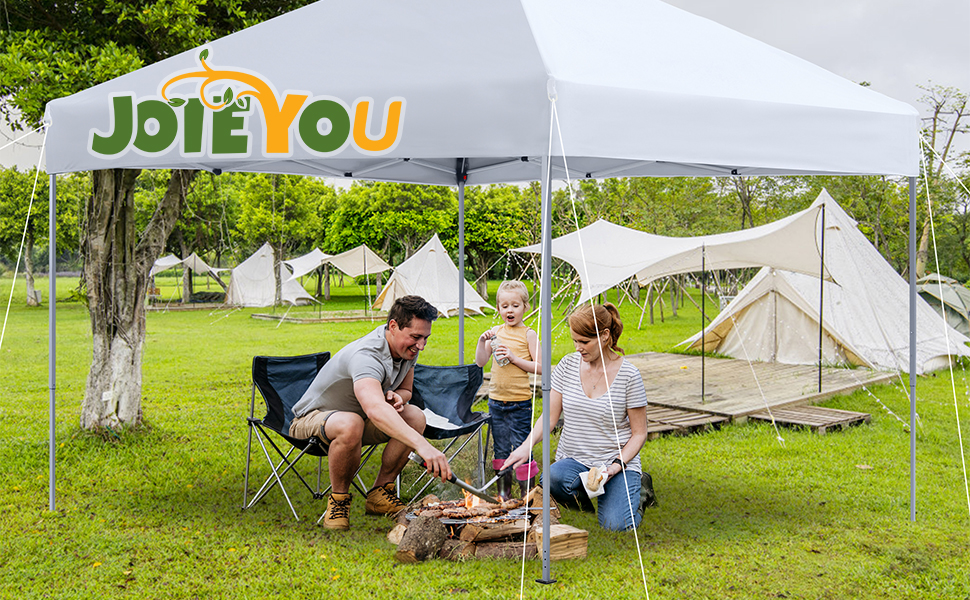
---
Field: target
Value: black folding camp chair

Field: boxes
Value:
[243,352,379,520]
[400,363,490,502]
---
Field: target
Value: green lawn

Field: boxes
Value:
[1,276,968,599]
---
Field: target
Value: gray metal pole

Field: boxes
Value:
[458,178,466,365]
[538,154,554,584]
[909,176,917,522]
[48,173,56,512]
[819,203,826,393]
[701,245,706,404]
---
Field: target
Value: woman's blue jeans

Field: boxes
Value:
[544,457,643,531]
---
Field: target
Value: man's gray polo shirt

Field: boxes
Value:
[292,324,418,420]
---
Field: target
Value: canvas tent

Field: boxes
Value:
[682,267,970,374]
[149,252,225,277]
[373,234,490,317]
[680,195,970,374]
[226,243,315,307]
[917,273,970,337]
[40,0,924,567]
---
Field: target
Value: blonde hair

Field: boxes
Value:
[496,280,531,311]
[568,303,624,355]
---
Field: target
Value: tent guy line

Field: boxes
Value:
[0,128,47,356]
[920,143,970,518]
[551,99,651,598]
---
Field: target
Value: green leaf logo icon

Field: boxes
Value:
[167,98,186,107]
[224,87,234,104]
[200,49,209,61]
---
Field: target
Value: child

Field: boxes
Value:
[475,280,541,499]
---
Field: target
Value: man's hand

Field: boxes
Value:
[416,443,452,482]
[385,390,405,413]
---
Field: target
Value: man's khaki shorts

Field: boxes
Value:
[289,409,391,451]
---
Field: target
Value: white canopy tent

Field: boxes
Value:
[284,244,391,281]
[373,234,490,318]
[514,200,833,303]
[41,0,923,572]
[225,243,315,307]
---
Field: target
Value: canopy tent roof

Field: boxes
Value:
[226,243,315,307]
[372,234,490,318]
[326,245,392,279]
[515,194,832,303]
[148,252,224,277]
[283,248,333,281]
[681,197,970,374]
[43,0,918,181]
[284,244,392,282]
[917,273,970,337]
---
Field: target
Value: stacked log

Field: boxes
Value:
[389,487,587,562]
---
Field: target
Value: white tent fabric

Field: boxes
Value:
[681,195,970,374]
[149,252,225,277]
[283,248,333,281]
[43,0,917,180]
[327,245,392,279]
[226,243,315,307]
[515,202,831,303]
[373,234,489,317]
[148,254,184,277]
[917,274,970,337]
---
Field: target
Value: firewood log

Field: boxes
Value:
[474,541,537,560]
[394,515,447,563]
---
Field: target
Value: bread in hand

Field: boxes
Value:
[587,466,604,491]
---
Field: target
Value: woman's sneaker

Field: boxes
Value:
[324,492,352,530]
[639,473,658,511]
[365,482,407,516]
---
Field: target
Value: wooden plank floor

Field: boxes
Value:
[624,352,895,420]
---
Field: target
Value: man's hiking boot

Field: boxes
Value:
[324,492,352,530]
[639,472,658,512]
[365,482,407,516]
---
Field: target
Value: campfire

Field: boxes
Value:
[389,487,588,562]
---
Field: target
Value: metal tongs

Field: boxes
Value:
[408,452,502,505]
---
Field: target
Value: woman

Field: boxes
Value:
[502,303,655,531]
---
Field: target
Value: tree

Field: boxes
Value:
[462,185,532,299]
[235,173,324,302]
[0,0,315,429]
[0,167,47,304]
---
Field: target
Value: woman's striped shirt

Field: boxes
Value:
[552,352,648,473]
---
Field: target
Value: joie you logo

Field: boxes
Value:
[89,48,405,159]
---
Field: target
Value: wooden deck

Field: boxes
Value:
[748,405,872,434]
[624,352,893,421]
[480,352,890,424]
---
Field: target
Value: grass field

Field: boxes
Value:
[1,275,968,599]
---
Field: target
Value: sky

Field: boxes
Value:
[663,0,970,123]
[2,0,968,170]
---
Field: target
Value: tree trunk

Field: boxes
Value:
[324,264,331,300]
[915,220,932,279]
[80,168,196,430]
[272,242,282,305]
[24,232,38,306]
[177,231,192,303]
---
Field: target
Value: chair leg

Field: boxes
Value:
[251,430,301,520]
[244,421,255,510]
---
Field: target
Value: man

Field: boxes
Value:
[289,295,451,530]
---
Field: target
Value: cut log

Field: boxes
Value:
[394,515,447,563]
[387,523,407,546]
[459,519,529,543]
[439,539,476,561]
[525,486,561,518]
[474,541,537,560]
[531,524,588,560]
